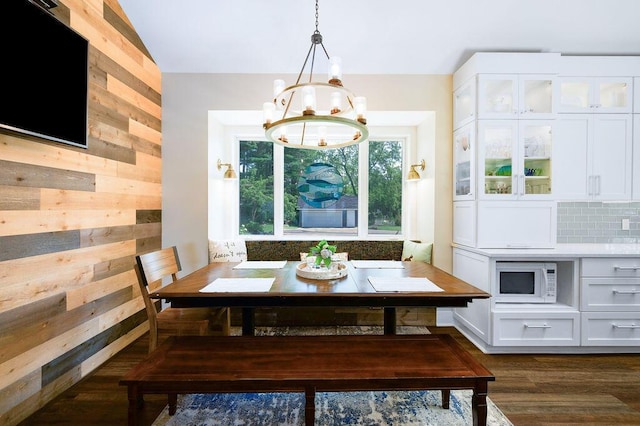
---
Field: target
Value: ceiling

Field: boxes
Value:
[119,0,640,76]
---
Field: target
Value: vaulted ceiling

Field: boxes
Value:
[119,0,640,75]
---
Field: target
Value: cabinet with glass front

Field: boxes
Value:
[477,74,555,120]
[558,77,632,113]
[453,122,475,200]
[479,120,553,199]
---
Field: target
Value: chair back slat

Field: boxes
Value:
[136,246,181,287]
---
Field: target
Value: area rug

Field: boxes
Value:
[152,326,512,425]
[152,389,512,425]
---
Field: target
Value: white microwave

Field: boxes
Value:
[494,262,557,303]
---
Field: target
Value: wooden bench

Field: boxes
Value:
[120,334,495,425]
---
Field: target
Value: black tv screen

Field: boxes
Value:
[0,0,89,149]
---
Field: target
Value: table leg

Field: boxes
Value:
[304,386,316,426]
[242,307,255,336]
[384,307,396,335]
[472,383,489,426]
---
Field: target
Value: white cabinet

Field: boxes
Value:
[453,77,476,130]
[634,77,640,113]
[558,77,633,113]
[453,123,475,200]
[580,258,640,346]
[476,201,556,248]
[478,120,554,199]
[634,115,640,200]
[477,74,555,119]
[493,311,581,347]
[554,114,632,200]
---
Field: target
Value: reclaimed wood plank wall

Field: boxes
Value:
[0,0,161,423]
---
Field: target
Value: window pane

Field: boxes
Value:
[368,141,403,235]
[283,146,358,237]
[239,141,274,235]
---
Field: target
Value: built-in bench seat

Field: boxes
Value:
[245,239,411,261]
[120,334,494,426]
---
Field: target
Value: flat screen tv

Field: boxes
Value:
[0,0,89,149]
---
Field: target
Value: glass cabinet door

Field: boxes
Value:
[521,121,553,196]
[559,77,632,113]
[453,123,475,200]
[478,120,517,198]
[596,78,632,112]
[453,78,476,130]
[520,75,554,117]
[478,75,516,118]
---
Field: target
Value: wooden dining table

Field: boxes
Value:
[150,260,490,335]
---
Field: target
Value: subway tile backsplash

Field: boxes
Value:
[557,202,640,243]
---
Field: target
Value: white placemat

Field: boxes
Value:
[350,260,405,269]
[232,261,287,269]
[199,277,275,292]
[368,277,444,292]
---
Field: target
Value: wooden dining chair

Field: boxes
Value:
[135,246,230,353]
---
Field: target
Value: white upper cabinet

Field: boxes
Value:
[478,120,554,200]
[453,77,476,130]
[635,77,640,113]
[477,74,555,120]
[554,114,632,200]
[558,77,633,113]
[453,123,475,201]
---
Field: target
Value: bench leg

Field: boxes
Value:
[168,393,178,415]
[441,389,450,409]
[472,383,489,426]
[126,386,140,426]
[304,386,316,425]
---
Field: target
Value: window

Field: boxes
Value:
[239,140,405,238]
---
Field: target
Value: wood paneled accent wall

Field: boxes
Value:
[0,1,161,423]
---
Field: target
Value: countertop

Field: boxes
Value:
[452,244,640,258]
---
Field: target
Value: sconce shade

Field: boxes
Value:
[407,159,425,181]
[217,159,237,180]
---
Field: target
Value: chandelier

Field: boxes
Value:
[262,0,368,150]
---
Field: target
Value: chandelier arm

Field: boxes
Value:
[319,42,331,60]
[309,43,317,83]
[300,121,307,147]
[295,42,316,85]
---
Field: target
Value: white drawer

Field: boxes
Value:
[493,311,580,346]
[581,312,640,346]
[581,258,640,277]
[581,278,640,311]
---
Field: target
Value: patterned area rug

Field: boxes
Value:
[152,326,512,425]
[152,390,512,426]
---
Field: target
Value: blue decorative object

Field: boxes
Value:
[297,163,344,208]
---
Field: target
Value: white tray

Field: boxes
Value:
[296,262,348,280]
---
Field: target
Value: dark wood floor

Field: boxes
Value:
[19,326,640,426]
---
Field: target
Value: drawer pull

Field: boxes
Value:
[614,266,640,271]
[612,323,640,329]
[613,289,640,295]
[524,323,551,329]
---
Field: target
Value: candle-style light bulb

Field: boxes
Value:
[330,92,341,114]
[328,57,342,84]
[263,102,275,126]
[354,96,367,124]
[301,86,316,115]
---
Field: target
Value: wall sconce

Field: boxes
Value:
[407,159,425,181]
[217,159,237,180]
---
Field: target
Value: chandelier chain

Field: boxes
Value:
[315,0,319,34]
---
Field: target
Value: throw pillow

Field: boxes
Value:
[208,240,248,263]
[401,240,433,264]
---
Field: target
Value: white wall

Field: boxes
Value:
[162,73,453,273]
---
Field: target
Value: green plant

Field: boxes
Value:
[308,240,337,268]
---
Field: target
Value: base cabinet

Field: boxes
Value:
[452,247,640,353]
[493,311,580,346]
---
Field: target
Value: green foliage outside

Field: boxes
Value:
[239,140,402,235]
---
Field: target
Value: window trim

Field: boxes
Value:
[236,128,416,241]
